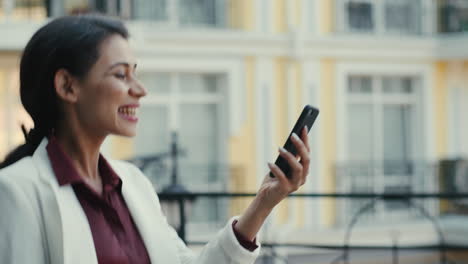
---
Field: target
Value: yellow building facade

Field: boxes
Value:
[1,0,468,252]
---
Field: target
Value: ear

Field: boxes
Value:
[54,69,79,103]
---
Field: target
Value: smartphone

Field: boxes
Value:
[270,105,319,178]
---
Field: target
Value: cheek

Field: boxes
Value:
[78,80,129,124]
[95,82,128,107]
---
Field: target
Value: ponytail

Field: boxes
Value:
[0,14,129,170]
[0,125,46,169]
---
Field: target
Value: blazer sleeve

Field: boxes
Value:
[129,164,261,264]
[0,175,47,264]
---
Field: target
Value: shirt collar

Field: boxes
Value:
[46,136,122,189]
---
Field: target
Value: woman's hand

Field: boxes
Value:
[234,126,311,241]
[258,126,311,209]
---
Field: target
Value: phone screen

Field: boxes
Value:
[270,105,319,178]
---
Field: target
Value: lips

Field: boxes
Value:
[118,105,139,122]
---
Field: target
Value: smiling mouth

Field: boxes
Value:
[118,106,138,121]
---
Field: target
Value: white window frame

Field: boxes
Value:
[336,62,437,225]
[136,56,245,136]
[137,72,228,232]
[139,73,224,130]
[136,56,244,235]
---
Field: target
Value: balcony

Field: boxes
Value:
[132,153,468,263]
[336,161,439,226]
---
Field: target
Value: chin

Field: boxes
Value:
[122,131,136,137]
[114,128,137,137]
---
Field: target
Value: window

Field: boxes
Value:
[339,0,422,34]
[384,0,421,34]
[439,0,468,33]
[134,72,228,230]
[132,0,226,27]
[346,1,374,32]
[339,75,427,224]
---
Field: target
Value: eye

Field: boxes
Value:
[114,73,126,80]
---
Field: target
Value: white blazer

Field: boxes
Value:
[0,139,260,264]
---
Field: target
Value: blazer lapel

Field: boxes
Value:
[33,138,180,264]
[32,139,98,264]
[112,162,180,264]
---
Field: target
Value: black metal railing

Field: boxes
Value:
[129,136,468,263]
[158,191,468,264]
[335,161,439,226]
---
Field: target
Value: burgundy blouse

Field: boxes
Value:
[46,137,257,264]
[47,137,151,264]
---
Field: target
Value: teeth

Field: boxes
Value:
[119,106,137,116]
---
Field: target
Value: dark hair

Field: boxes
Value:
[0,15,129,169]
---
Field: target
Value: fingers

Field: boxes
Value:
[291,131,310,176]
[268,162,289,187]
[301,126,310,152]
[269,127,311,191]
[278,147,303,187]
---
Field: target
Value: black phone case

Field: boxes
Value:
[270,105,319,178]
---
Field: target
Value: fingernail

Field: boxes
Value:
[305,126,308,133]
[279,147,287,153]
[291,133,299,140]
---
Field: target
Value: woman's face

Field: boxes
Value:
[74,34,147,138]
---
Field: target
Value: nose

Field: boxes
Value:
[129,79,147,98]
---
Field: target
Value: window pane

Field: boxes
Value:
[179,103,222,222]
[382,77,413,94]
[134,105,170,156]
[383,105,413,175]
[348,76,372,94]
[348,104,374,162]
[178,0,224,27]
[346,103,374,221]
[384,0,421,34]
[179,103,219,183]
[180,74,218,93]
[439,0,468,33]
[138,73,171,94]
[133,0,167,21]
[346,1,374,32]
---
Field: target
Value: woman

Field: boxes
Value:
[0,15,311,264]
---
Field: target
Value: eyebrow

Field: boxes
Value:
[107,62,138,71]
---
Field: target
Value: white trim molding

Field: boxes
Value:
[302,59,321,230]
